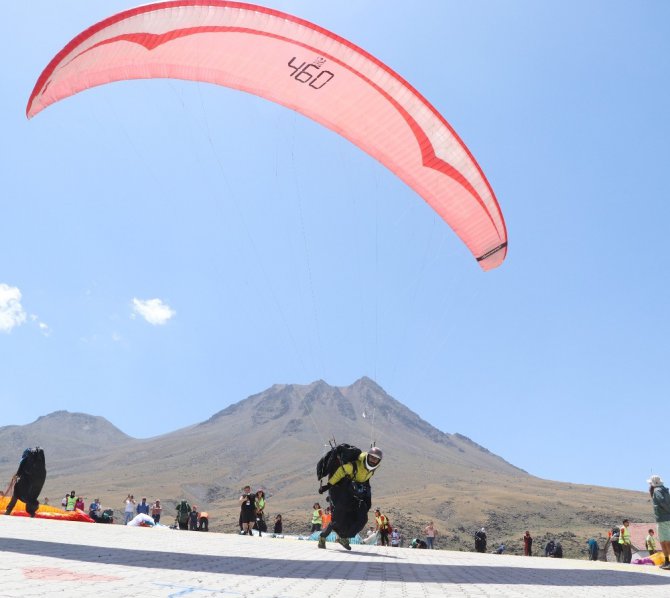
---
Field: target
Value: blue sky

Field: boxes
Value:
[2,1,668,492]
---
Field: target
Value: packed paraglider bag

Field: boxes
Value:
[5,447,47,517]
[99,509,115,524]
[316,444,362,481]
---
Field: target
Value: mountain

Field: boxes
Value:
[0,378,653,557]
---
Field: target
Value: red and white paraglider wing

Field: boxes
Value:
[27,1,507,270]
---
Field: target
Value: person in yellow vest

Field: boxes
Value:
[646,529,657,555]
[64,490,76,511]
[375,509,391,546]
[311,503,323,533]
[317,447,383,550]
[618,519,632,563]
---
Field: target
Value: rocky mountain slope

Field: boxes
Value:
[0,378,653,558]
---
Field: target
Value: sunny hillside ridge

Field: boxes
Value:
[0,378,653,557]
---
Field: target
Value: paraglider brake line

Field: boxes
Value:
[476,242,507,262]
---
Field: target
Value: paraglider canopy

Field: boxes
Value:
[27,1,507,270]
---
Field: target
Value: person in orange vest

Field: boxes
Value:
[198,510,209,531]
[321,505,332,530]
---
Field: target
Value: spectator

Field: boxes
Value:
[273,514,283,536]
[189,506,199,531]
[545,539,556,557]
[610,526,622,562]
[424,521,437,549]
[176,499,191,530]
[375,509,391,546]
[618,519,632,564]
[75,496,85,511]
[646,528,657,555]
[239,486,256,536]
[587,538,599,561]
[523,531,533,556]
[553,541,563,558]
[43,497,50,505]
[198,510,209,531]
[88,498,102,521]
[311,502,323,533]
[648,474,670,570]
[64,491,76,511]
[255,490,267,537]
[494,543,506,554]
[124,495,136,524]
[321,506,332,530]
[151,499,163,524]
[391,528,401,547]
[136,497,150,515]
[474,528,487,553]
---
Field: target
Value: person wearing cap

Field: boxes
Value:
[648,474,670,570]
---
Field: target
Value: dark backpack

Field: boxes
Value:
[316,443,362,480]
[177,500,191,523]
[14,447,47,515]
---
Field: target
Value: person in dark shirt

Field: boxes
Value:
[189,506,199,531]
[239,486,256,535]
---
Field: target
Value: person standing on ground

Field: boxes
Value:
[618,519,632,564]
[254,490,267,536]
[646,529,657,555]
[151,499,163,524]
[136,497,150,515]
[610,526,622,562]
[123,494,135,524]
[424,521,437,549]
[239,486,256,535]
[198,510,209,531]
[523,531,533,556]
[189,506,199,531]
[65,491,76,511]
[375,509,391,546]
[176,499,191,530]
[587,538,599,561]
[649,474,670,570]
[274,514,283,535]
[474,528,487,553]
[311,503,323,533]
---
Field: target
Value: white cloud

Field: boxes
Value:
[131,297,176,326]
[0,284,27,333]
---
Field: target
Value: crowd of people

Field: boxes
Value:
[6,443,670,571]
